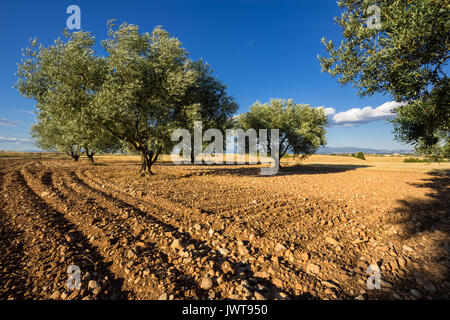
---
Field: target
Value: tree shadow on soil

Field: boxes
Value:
[21,167,129,300]
[0,214,30,299]
[175,163,371,177]
[374,169,449,299]
[70,172,321,300]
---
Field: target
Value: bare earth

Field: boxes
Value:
[0,155,449,300]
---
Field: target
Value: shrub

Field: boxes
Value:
[403,157,445,163]
[355,152,365,160]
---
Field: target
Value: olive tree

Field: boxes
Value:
[17,22,236,172]
[30,111,119,163]
[31,113,83,161]
[318,0,449,149]
[236,99,328,162]
[93,22,237,174]
[16,30,120,162]
[178,60,238,163]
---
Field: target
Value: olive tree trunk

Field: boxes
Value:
[139,148,162,175]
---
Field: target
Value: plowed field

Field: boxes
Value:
[0,156,448,300]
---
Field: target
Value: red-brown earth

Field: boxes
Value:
[0,156,448,300]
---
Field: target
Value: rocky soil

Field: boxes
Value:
[0,159,448,300]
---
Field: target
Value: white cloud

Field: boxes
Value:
[0,137,32,144]
[0,118,16,127]
[316,106,336,117]
[18,110,35,115]
[319,101,405,127]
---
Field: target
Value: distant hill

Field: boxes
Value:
[0,149,42,153]
[317,146,414,154]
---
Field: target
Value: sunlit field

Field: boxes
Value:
[1,154,448,300]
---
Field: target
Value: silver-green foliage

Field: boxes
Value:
[92,22,236,173]
[318,0,449,149]
[16,30,120,161]
[236,99,328,160]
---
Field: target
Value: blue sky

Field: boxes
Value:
[0,0,413,151]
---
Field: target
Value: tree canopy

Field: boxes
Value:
[236,99,328,161]
[31,112,83,161]
[16,30,120,162]
[92,22,237,173]
[318,0,449,150]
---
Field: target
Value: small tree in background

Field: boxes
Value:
[355,152,365,160]
[236,99,328,163]
[31,113,82,161]
[30,111,120,162]
[16,30,120,163]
